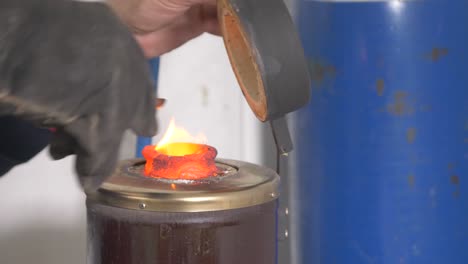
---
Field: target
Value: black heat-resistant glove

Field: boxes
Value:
[0,0,157,190]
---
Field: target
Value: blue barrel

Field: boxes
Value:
[135,58,160,158]
[293,1,468,263]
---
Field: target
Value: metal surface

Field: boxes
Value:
[218,0,310,121]
[86,159,280,213]
[294,1,468,263]
[218,0,310,154]
[270,117,293,154]
[86,159,279,264]
[276,155,292,264]
[87,201,277,264]
[261,123,294,264]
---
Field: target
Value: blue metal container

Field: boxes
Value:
[293,1,468,263]
[135,58,160,158]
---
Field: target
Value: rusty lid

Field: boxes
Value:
[218,0,310,122]
[86,159,280,212]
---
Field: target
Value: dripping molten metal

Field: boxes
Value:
[142,119,219,180]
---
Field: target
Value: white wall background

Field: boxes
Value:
[0,34,261,264]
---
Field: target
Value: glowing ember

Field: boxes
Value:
[142,119,218,180]
[142,143,218,180]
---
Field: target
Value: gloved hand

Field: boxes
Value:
[0,0,157,191]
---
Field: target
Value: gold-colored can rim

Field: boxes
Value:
[86,159,280,213]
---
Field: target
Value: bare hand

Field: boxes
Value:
[107,0,220,58]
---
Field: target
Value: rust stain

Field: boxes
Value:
[451,175,461,198]
[464,138,468,144]
[387,91,415,116]
[406,128,417,144]
[426,47,448,62]
[408,175,415,187]
[376,79,385,96]
[450,175,460,185]
[308,59,337,84]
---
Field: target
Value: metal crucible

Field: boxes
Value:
[86,159,280,264]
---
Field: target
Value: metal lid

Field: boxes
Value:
[218,0,311,122]
[86,159,280,213]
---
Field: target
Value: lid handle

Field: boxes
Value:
[270,116,293,155]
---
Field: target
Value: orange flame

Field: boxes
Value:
[142,119,218,180]
[155,118,206,156]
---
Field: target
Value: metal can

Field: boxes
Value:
[86,159,280,264]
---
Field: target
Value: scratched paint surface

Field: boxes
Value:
[292,1,468,264]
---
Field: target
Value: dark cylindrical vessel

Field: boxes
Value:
[86,159,279,264]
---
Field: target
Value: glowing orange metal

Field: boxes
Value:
[142,143,218,180]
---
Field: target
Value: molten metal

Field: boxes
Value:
[142,143,218,180]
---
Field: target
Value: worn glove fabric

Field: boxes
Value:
[0,0,157,191]
[0,116,51,176]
